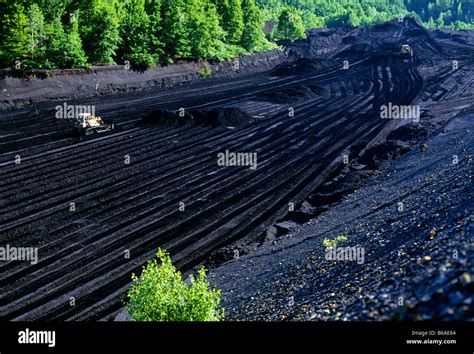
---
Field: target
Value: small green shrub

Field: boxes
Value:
[128,53,158,70]
[126,249,224,321]
[322,235,348,248]
[197,63,212,78]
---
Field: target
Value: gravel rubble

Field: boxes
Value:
[210,115,473,321]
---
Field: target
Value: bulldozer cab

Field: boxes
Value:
[75,113,104,128]
[401,44,412,56]
[74,113,112,135]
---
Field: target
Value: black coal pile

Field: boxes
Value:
[359,140,412,170]
[342,35,361,45]
[371,21,402,34]
[271,58,332,76]
[257,84,327,103]
[189,108,256,128]
[141,109,192,127]
[306,28,345,48]
[386,123,431,143]
[141,108,255,128]
[432,28,474,46]
[335,43,374,59]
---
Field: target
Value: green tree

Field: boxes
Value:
[161,0,191,58]
[79,0,121,64]
[241,0,271,51]
[145,0,164,59]
[34,0,71,22]
[436,12,445,28]
[187,0,224,58]
[43,15,87,69]
[118,0,157,67]
[63,13,88,68]
[126,249,224,321]
[255,0,472,30]
[222,0,245,44]
[26,4,46,61]
[0,3,30,66]
[347,11,362,27]
[426,16,436,28]
[457,1,463,18]
[275,7,306,41]
[452,20,470,30]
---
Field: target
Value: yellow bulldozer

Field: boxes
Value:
[74,113,112,136]
[400,44,413,59]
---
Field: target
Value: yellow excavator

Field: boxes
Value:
[74,113,112,136]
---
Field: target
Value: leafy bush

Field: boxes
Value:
[211,42,247,61]
[18,60,46,70]
[129,53,158,70]
[126,249,224,321]
[197,63,213,78]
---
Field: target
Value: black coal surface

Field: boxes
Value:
[271,58,331,76]
[142,107,256,128]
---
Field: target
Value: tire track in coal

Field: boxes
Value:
[21,97,385,321]
[0,86,378,320]
[0,65,370,228]
[3,97,341,244]
[0,96,339,237]
[0,95,350,278]
[0,58,423,320]
[1,87,382,320]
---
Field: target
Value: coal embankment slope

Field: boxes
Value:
[210,115,473,321]
[0,50,286,111]
[0,18,472,321]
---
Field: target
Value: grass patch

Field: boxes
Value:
[322,235,348,248]
[197,63,213,78]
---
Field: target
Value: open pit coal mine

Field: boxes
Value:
[0,18,472,321]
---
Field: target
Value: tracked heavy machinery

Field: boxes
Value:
[74,113,112,136]
[400,44,413,59]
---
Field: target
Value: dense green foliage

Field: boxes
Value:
[45,15,88,69]
[242,0,275,51]
[218,0,245,44]
[0,0,275,69]
[1,0,471,69]
[126,249,224,322]
[0,2,30,66]
[79,0,120,65]
[274,7,306,40]
[258,0,473,32]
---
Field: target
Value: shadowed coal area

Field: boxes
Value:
[142,108,256,128]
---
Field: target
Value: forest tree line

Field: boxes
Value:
[0,0,472,70]
[0,0,276,69]
[258,0,473,35]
